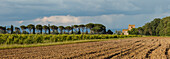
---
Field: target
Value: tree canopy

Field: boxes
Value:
[128,16,170,36]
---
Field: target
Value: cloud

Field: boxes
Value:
[18,20,24,23]
[0,0,170,29]
[32,15,81,26]
[14,12,169,29]
[0,0,141,16]
[1,12,170,29]
[78,14,150,29]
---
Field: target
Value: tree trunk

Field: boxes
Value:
[60,30,62,34]
[71,29,73,34]
[74,28,77,34]
[40,29,42,34]
[45,30,47,34]
[90,28,92,34]
[48,24,51,34]
[81,29,83,34]
[56,29,58,34]
[86,28,88,34]
[33,28,35,34]
[29,29,31,34]
[53,30,55,34]
[64,30,66,34]
[68,30,70,34]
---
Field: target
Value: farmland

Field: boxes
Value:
[0,37,170,59]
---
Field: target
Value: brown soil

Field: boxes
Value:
[0,37,170,59]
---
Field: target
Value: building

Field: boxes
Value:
[128,24,135,30]
[122,29,129,35]
[122,24,135,35]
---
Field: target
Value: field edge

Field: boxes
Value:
[0,37,141,50]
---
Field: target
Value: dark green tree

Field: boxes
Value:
[59,26,64,34]
[0,26,6,34]
[130,17,170,36]
[15,27,20,34]
[43,25,48,34]
[65,26,71,34]
[27,24,35,34]
[50,25,57,34]
[79,24,85,34]
[36,24,43,34]
[48,24,51,34]
[86,23,94,34]
[11,25,13,34]
[137,27,143,35]
[115,30,121,35]
[73,25,78,33]
[0,26,3,33]
[20,25,27,34]
[71,26,74,34]
[91,24,106,34]
[54,26,58,34]
[156,17,170,36]
[7,28,11,33]
[128,28,139,35]
[107,29,113,34]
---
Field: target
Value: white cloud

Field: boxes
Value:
[20,13,163,29]
[1,0,170,30]
[18,20,24,23]
[33,15,81,26]
[1,12,170,29]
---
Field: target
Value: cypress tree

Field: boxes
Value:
[48,24,51,34]
[11,25,13,34]
[33,26,35,34]
[4,26,6,34]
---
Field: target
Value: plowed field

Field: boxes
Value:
[0,37,170,59]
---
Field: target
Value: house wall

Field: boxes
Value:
[122,24,135,35]
[123,31,129,35]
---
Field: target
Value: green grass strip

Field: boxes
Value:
[0,37,142,50]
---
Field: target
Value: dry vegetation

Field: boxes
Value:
[0,37,170,59]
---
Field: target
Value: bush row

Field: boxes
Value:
[0,34,142,44]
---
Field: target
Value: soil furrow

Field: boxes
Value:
[67,39,142,58]
[0,37,170,59]
[165,44,170,59]
[145,44,162,58]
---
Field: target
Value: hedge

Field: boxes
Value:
[0,34,142,45]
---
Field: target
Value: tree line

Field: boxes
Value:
[0,23,114,34]
[128,16,170,36]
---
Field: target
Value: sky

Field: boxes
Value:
[0,0,170,30]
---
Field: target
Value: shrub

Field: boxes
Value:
[34,36,43,43]
[5,35,14,44]
[13,37,20,44]
[43,35,51,40]
[24,37,35,44]
[0,34,141,45]
[85,35,90,39]
[72,35,78,40]
[50,35,58,42]
[66,35,72,41]
[0,37,5,44]
[78,35,83,40]
[89,35,94,39]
